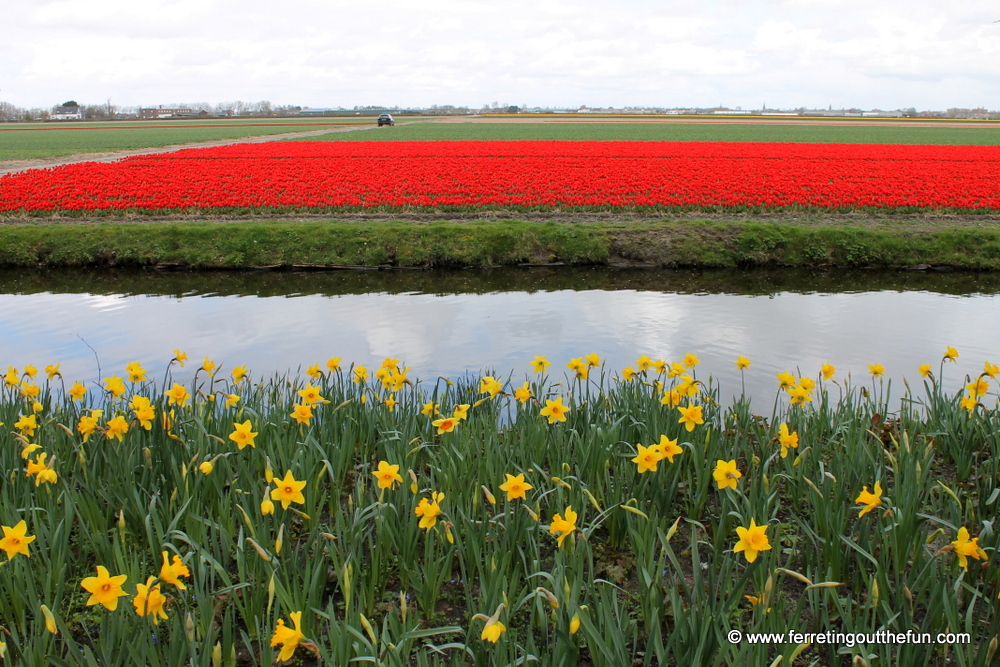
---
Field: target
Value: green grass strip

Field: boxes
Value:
[3,219,1000,269]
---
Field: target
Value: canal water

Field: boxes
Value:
[1,267,998,405]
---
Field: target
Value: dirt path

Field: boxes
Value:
[6,208,1000,231]
[0,123,401,177]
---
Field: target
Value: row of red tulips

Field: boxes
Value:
[2,140,998,212]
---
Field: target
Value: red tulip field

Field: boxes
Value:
[2,140,999,214]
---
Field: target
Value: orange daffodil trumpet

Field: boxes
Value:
[431,416,458,434]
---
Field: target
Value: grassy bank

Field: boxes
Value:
[2,218,1000,270]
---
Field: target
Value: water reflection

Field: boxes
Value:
[0,267,997,406]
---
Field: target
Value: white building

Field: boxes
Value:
[52,105,82,120]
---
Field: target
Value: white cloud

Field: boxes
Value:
[3,0,1000,109]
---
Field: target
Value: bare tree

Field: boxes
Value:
[0,101,25,121]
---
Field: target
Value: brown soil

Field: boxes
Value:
[5,208,1000,232]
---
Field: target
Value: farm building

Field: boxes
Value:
[51,105,82,120]
[139,107,209,119]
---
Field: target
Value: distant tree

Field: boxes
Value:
[81,104,106,119]
[506,105,519,114]
[0,101,25,121]
[61,100,78,108]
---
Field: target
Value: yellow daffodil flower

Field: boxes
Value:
[372,461,403,490]
[289,403,313,426]
[540,397,570,424]
[713,459,742,490]
[133,577,168,624]
[676,404,704,432]
[271,611,305,662]
[549,506,578,548]
[855,481,883,517]
[81,566,129,611]
[777,423,799,458]
[271,470,307,509]
[632,443,662,474]
[733,519,771,563]
[530,356,551,373]
[431,416,458,434]
[951,527,988,571]
[499,473,533,501]
[229,420,258,449]
[165,383,191,407]
[0,520,35,560]
[414,491,445,529]
[159,552,191,589]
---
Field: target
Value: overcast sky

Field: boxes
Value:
[3,0,999,111]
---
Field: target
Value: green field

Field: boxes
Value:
[301,119,1000,145]
[4,117,1000,163]
[0,117,389,162]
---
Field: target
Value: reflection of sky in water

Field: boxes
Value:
[0,289,997,405]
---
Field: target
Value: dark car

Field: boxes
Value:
[377,114,395,127]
